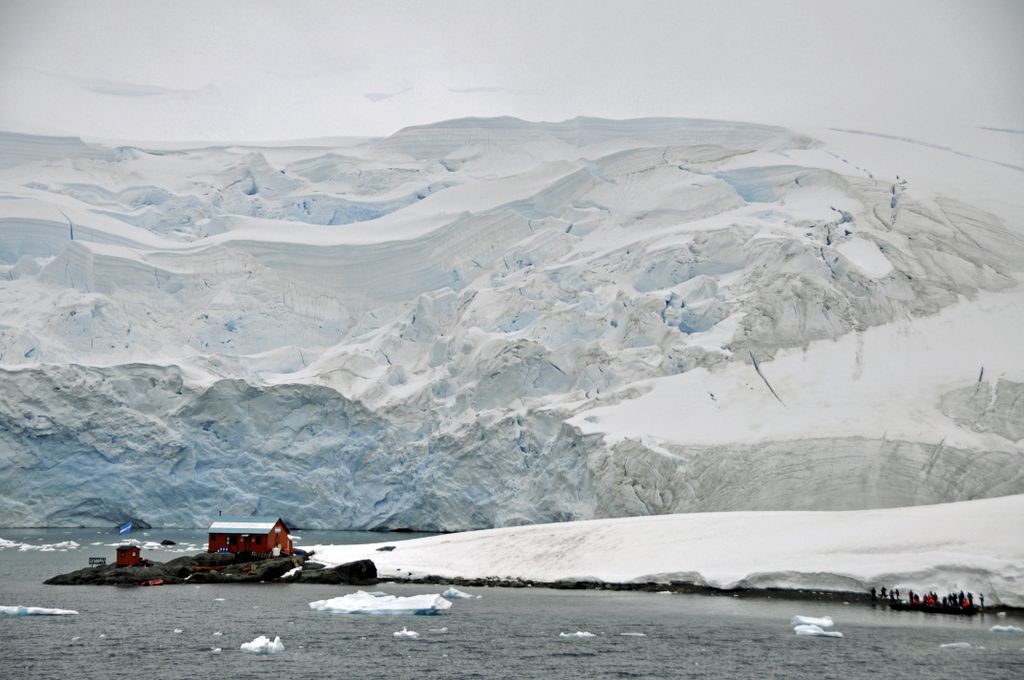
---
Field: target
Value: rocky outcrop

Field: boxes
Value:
[44,552,378,586]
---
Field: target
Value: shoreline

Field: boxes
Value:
[386,574,1022,613]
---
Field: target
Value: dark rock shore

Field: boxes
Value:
[44,552,377,586]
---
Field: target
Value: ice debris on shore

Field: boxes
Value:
[1,606,78,616]
[393,627,420,640]
[442,587,480,600]
[309,590,452,615]
[560,631,596,638]
[794,624,843,638]
[990,625,1023,634]
[790,615,834,628]
[240,635,284,654]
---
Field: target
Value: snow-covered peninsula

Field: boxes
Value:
[1,117,1022,530]
[309,494,1024,607]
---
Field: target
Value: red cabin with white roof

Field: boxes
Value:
[116,544,141,567]
[207,516,292,556]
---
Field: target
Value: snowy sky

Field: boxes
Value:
[0,0,1021,142]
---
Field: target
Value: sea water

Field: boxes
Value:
[1,529,1022,680]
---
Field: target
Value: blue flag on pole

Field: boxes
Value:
[118,521,132,535]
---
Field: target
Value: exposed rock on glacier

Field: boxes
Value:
[0,118,1022,529]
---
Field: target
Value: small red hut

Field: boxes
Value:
[116,544,141,567]
[207,517,292,556]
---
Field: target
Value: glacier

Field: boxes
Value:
[0,117,1021,530]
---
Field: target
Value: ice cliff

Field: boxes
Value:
[0,117,1021,529]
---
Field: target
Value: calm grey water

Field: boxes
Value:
[1,529,1022,680]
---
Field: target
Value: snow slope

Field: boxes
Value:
[0,117,1021,529]
[309,494,1024,607]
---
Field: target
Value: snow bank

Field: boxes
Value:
[309,495,1024,606]
[442,587,480,600]
[308,591,452,615]
[0,606,78,616]
[240,636,284,654]
[393,627,419,640]
[790,615,833,628]
[794,624,843,638]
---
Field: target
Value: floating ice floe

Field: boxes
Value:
[309,591,452,615]
[173,628,183,634]
[940,642,972,649]
[1,539,81,552]
[794,624,843,638]
[560,631,596,638]
[213,598,226,602]
[428,627,448,633]
[990,625,1023,634]
[393,627,420,640]
[240,635,284,654]
[442,587,480,600]
[790,615,834,628]
[1,606,78,616]
[620,632,647,637]
[213,631,222,636]
[210,647,222,654]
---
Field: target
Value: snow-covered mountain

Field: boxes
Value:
[0,117,1021,529]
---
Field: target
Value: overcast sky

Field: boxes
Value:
[0,0,1020,142]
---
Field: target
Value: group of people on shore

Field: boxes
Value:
[871,586,983,609]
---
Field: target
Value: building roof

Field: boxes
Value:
[208,516,285,534]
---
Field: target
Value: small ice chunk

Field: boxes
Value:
[240,635,284,654]
[790,615,834,628]
[940,642,972,649]
[428,627,448,633]
[991,625,1023,634]
[173,629,183,634]
[1,606,78,616]
[560,631,596,638]
[213,631,222,636]
[620,632,647,637]
[213,598,225,602]
[996,612,1007,618]
[393,627,419,640]
[309,590,453,615]
[794,624,843,638]
[442,587,480,600]
[210,647,222,654]
[281,566,302,579]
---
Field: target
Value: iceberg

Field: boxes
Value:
[990,625,1023,634]
[240,635,284,654]
[309,590,452,615]
[393,627,419,640]
[1,606,78,616]
[793,624,843,638]
[442,587,480,600]
[790,615,834,628]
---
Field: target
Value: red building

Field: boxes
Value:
[207,517,292,556]
[116,545,141,567]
